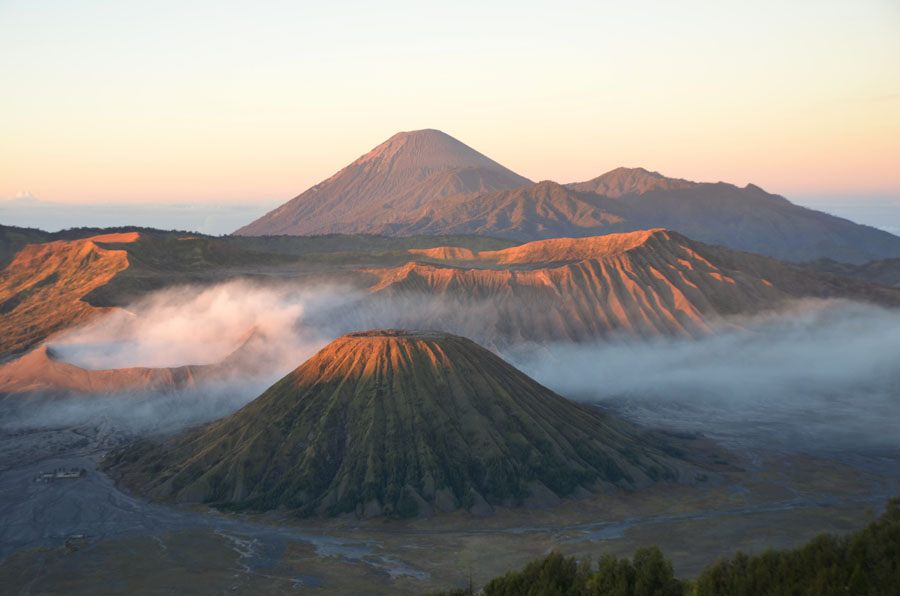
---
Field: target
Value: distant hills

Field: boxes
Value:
[106,330,690,517]
[565,168,900,265]
[361,229,900,345]
[803,257,900,288]
[236,130,900,264]
[4,228,900,363]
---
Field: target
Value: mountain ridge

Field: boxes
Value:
[360,229,900,344]
[234,129,900,263]
[567,166,698,197]
[235,129,532,236]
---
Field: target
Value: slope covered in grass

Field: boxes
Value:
[107,330,690,518]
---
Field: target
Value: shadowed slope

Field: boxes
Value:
[586,175,900,264]
[803,257,900,288]
[363,230,900,343]
[392,180,624,239]
[107,331,689,518]
[235,141,900,262]
[235,130,532,236]
[0,329,269,397]
[396,172,900,263]
[0,233,136,358]
[0,232,300,359]
[567,166,698,197]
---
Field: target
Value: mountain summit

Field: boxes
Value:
[567,167,697,197]
[235,129,532,236]
[107,330,688,518]
[234,132,900,262]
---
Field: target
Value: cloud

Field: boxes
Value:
[51,280,346,370]
[505,300,900,452]
[0,191,39,202]
[7,280,900,456]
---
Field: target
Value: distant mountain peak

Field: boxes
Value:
[568,167,697,198]
[344,128,518,178]
[235,129,532,236]
[604,166,662,177]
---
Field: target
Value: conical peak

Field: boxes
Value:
[355,129,509,174]
[305,329,476,377]
[386,128,452,142]
[372,129,456,158]
[108,328,691,518]
[234,129,532,236]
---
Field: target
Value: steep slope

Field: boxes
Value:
[0,225,54,270]
[576,172,900,264]
[359,230,900,344]
[230,126,900,263]
[235,129,532,236]
[82,234,295,307]
[0,329,269,397]
[0,224,209,270]
[107,330,689,518]
[393,170,900,263]
[0,233,136,358]
[0,345,203,396]
[0,233,300,359]
[388,180,624,239]
[236,136,900,262]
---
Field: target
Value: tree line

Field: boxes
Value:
[427,496,900,595]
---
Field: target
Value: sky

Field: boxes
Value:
[1,0,899,208]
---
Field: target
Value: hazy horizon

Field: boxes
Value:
[2,1,898,205]
[2,187,898,238]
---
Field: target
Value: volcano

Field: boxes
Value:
[107,330,689,518]
[234,127,900,263]
[234,129,532,236]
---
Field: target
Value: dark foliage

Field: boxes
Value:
[694,496,900,596]
[427,497,900,596]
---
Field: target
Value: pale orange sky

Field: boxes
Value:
[1,0,898,204]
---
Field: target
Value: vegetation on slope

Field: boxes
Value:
[107,331,689,518]
[427,496,900,595]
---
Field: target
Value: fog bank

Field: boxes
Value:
[507,300,900,451]
[10,280,900,454]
